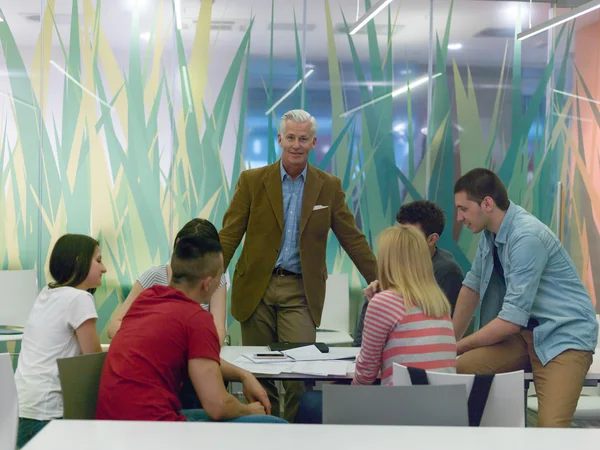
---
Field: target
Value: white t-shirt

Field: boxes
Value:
[15,286,98,420]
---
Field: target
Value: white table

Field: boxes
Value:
[23,420,600,450]
[222,346,600,385]
[221,346,357,381]
[0,333,23,342]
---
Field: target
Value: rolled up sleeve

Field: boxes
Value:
[462,238,484,294]
[497,234,548,327]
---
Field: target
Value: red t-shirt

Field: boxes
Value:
[96,285,221,421]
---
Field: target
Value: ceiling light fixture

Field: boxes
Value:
[50,60,113,109]
[174,0,182,30]
[447,43,463,50]
[349,0,395,36]
[340,73,441,118]
[517,0,600,41]
[265,69,314,116]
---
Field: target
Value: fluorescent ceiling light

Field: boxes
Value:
[264,69,314,116]
[340,73,441,118]
[554,89,600,106]
[517,0,600,40]
[174,0,182,30]
[0,92,36,110]
[50,60,113,109]
[181,66,193,106]
[349,0,395,35]
[448,43,462,50]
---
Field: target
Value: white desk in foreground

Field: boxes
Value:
[24,420,600,450]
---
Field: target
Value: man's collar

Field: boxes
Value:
[489,201,515,244]
[280,159,307,181]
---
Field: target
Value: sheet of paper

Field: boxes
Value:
[328,347,360,360]
[232,357,294,375]
[282,345,358,361]
[283,361,351,376]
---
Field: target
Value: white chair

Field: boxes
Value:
[392,363,525,427]
[316,273,352,345]
[322,383,469,426]
[0,353,18,450]
[0,269,39,327]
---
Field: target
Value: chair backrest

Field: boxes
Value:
[322,384,469,426]
[0,269,39,326]
[319,274,349,332]
[0,353,18,450]
[57,352,107,419]
[392,363,525,427]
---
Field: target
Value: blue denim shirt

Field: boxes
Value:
[463,202,598,365]
[274,161,306,274]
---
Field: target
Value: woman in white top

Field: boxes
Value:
[15,234,105,448]
[108,218,227,344]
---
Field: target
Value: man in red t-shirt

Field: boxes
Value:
[96,234,284,422]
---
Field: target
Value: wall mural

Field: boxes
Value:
[1,0,598,360]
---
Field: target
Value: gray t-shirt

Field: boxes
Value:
[137,265,227,312]
[353,247,464,347]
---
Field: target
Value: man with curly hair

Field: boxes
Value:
[353,200,464,346]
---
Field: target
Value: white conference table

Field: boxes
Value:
[221,345,600,384]
[0,333,23,342]
[221,346,357,381]
[23,420,600,450]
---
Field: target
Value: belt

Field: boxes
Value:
[272,267,302,278]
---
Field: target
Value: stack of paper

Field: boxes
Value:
[282,345,359,361]
[232,357,294,375]
[230,345,359,376]
[282,360,351,376]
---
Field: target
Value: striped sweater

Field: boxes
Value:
[352,290,457,386]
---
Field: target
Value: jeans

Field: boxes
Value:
[17,417,52,448]
[295,391,323,424]
[181,409,287,423]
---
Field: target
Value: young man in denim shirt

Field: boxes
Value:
[452,168,598,428]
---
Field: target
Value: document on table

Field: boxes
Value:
[282,345,359,361]
[232,357,294,375]
[283,360,351,377]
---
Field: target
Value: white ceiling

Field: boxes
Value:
[0,0,594,68]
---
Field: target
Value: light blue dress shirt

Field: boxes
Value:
[463,201,598,365]
[274,160,306,274]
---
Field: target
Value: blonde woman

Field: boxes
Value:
[296,225,457,423]
[353,225,457,386]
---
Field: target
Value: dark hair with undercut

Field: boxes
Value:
[48,234,100,294]
[170,235,223,287]
[174,218,220,250]
[453,168,510,211]
[396,201,446,237]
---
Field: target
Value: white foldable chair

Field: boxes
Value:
[322,383,469,426]
[0,269,39,327]
[0,353,18,450]
[393,363,525,427]
[316,274,352,345]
